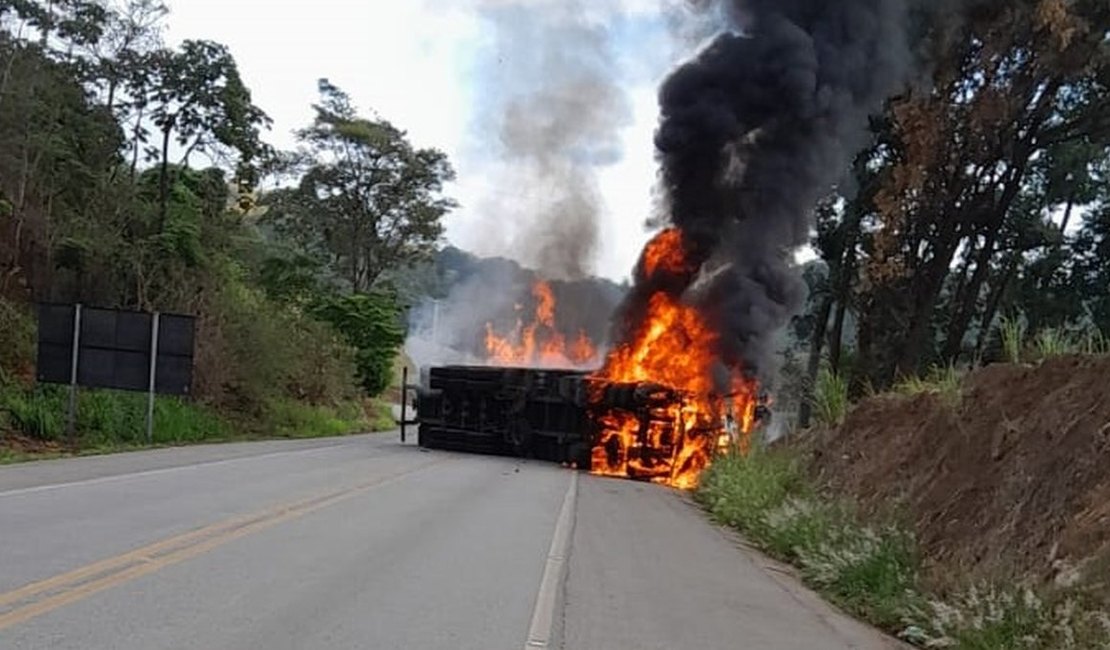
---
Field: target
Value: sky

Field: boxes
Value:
[164,0,698,282]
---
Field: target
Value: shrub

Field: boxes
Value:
[2,386,64,440]
[0,297,34,383]
[310,292,404,396]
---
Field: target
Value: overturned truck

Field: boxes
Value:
[414,365,769,482]
[415,365,593,466]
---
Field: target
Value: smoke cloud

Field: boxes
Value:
[614,0,913,381]
[470,0,633,280]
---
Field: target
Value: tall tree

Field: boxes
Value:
[131,39,271,230]
[857,0,1110,385]
[268,79,455,293]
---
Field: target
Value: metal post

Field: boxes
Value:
[146,312,160,445]
[66,303,82,443]
[400,365,408,443]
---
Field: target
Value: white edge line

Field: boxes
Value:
[0,442,360,498]
[524,470,579,650]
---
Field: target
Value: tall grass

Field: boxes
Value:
[811,365,850,428]
[1032,326,1077,360]
[999,315,1026,364]
[1081,329,1110,356]
[261,399,369,439]
[698,450,921,631]
[2,386,65,439]
[895,364,963,408]
[1,384,231,446]
[698,448,1110,648]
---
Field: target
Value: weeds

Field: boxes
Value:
[261,399,368,438]
[1033,327,1077,360]
[697,447,1110,649]
[895,365,963,408]
[699,450,919,631]
[1081,329,1110,356]
[999,316,1026,364]
[2,387,64,440]
[812,364,850,427]
[905,585,1110,649]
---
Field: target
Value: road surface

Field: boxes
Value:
[0,433,901,649]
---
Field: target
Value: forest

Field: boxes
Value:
[0,0,453,453]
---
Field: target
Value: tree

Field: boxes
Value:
[854,0,1110,386]
[309,292,404,395]
[268,79,455,293]
[131,39,271,230]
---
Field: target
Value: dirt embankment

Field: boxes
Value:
[805,355,1110,589]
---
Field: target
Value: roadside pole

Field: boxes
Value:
[66,303,83,444]
[146,312,160,445]
[401,365,408,443]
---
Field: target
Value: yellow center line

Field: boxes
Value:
[0,457,450,631]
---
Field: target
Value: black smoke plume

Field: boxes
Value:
[613,0,912,382]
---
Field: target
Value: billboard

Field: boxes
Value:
[36,304,196,395]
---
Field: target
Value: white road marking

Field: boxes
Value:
[0,442,362,498]
[524,470,579,649]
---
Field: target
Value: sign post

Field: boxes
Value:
[146,312,160,445]
[66,303,82,443]
[37,304,195,446]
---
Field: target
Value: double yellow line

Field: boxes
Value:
[0,457,448,631]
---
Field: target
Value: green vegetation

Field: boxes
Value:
[999,316,1026,365]
[698,449,1110,649]
[810,365,849,428]
[0,3,443,458]
[699,451,918,630]
[0,376,388,454]
[894,365,963,409]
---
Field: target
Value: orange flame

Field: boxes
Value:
[641,227,691,277]
[589,229,760,489]
[485,281,600,369]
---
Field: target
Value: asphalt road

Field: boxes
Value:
[0,433,902,649]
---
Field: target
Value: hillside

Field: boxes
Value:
[805,356,1110,594]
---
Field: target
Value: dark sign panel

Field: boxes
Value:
[36,304,196,395]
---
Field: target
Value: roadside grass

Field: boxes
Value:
[368,398,397,432]
[894,364,963,409]
[1,380,385,462]
[697,448,1110,649]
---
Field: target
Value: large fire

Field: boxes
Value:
[484,281,600,368]
[588,228,760,490]
[480,232,761,490]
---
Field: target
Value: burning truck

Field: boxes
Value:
[414,364,771,489]
[414,230,772,490]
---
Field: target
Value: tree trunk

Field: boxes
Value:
[129,104,145,181]
[896,230,962,377]
[975,254,1020,359]
[158,123,171,232]
[828,298,848,372]
[942,234,999,361]
[797,296,833,429]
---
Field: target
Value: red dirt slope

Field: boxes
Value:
[806,355,1110,587]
